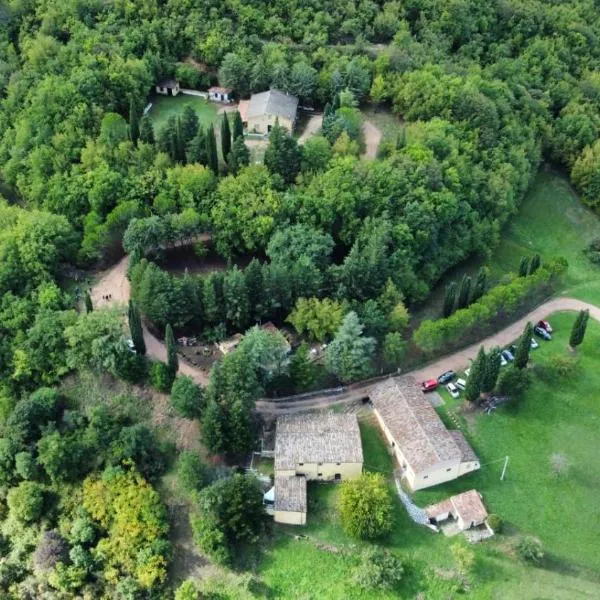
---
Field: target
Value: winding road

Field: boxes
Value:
[92,258,598,410]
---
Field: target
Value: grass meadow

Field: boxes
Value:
[148,94,219,133]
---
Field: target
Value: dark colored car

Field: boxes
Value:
[437,370,456,384]
[537,320,553,333]
[501,349,514,362]
[509,344,517,355]
[421,379,439,392]
[534,325,552,340]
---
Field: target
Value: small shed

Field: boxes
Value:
[216,333,244,355]
[209,86,233,103]
[274,476,307,525]
[156,79,180,96]
[426,489,488,531]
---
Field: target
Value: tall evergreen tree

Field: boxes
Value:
[465,346,486,403]
[165,324,178,378]
[139,116,155,144]
[205,126,219,174]
[232,111,244,140]
[529,253,541,275]
[244,258,264,320]
[175,118,187,163]
[129,98,142,145]
[264,121,301,184]
[569,309,590,349]
[443,281,457,317]
[518,256,530,277]
[128,299,146,356]
[396,126,407,150]
[472,267,488,302]
[223,267,250,330]
[84,291,93,313]
[456,275,472,309]
[180,105,199,144]
[514,322,533,369]
[481,347,502,395]
[226,136,250,175]
[221,113,232,162]
[187,127,207,165]
[157,116,178,161]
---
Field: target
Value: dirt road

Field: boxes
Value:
[362,120,382,159]
[298,113,323,144]
[91,256,210,386]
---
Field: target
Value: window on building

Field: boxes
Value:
[423,475,429,479]
[298,463,304,466]
[446,468,452,472]
[318,473,323,477]
[317,462,323,466]
[336,462,341,466]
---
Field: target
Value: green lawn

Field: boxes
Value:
[148,94,219,132]
[416,170,600,321]
[259,316,600,597]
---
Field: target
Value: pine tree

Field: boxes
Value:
[472,267,488,302]
[187,127,207,164]
[128,299,146,356]
[481,347,502,395]
[205,126,219,174]
[165,324,179,378]
[514,321,533,369]
[203,396,226,454]
[290,342,318,391]
[244,258,264,320]
[221,113,231,163]
[529,253,541,275]
[175,118,187,163]
[157,116,178,161]
[84,291,93,313]
[569,309,589,349]
[465,346,486,403]
[232,111,244,140]
[203,275,221,325]
[180,105,199,144]
[264,121,301,184]
[139,116,155,144]
[456,275,472,309]
[518,256,530,277]
[443,281,457,317]
[226,136,250,175]
[129,98,142,145]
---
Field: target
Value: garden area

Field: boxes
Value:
[148,94,219,132]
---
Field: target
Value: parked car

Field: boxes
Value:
[447,382,460,399]
[530,337,539,349]
[501,349,514,362]
[509,344,517,354]
[537,319,553,333]
[500,354,508,367]
[534,325,552,340]
[126,338,136,353]
[455,378,467,391]
[464,367,471,377]
[421,379,438,392]
[438,370,456,384]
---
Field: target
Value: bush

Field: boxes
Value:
[7,482,45,523]
[33,531,69,572]
[535,355,580,383]
[516,536,544,564]
[584,237,600,264]
[115,350,147,384]
[171,376,204,419]
[176,451,212,495]
[353,547,403,590]
[496,366,531,397]
[339,473,393,540]
[150,361,174,392]
[486,514,503,533]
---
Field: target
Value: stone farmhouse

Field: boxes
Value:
[155,78,180,96]
[370,377,480,491]
[269,413,363,525]
[238,89,299,135]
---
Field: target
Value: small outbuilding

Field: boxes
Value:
[208,86,233,103]
[243,89,299,134]
[273,476,307,525]
[426,489,489,531]
[156,79,180,96]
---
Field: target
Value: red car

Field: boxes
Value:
[421,379,439,392]
[537,320,553,333]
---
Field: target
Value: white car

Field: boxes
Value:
[447,382,460,399]
[464,367,471,377]
[455,378,467,391]
[500,354,508,367]
[530,337,539,349]
[126,338,136,353]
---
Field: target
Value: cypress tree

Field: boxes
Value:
[456,275,472,310]
[264,120,301,184]
[84,291,93,313]
[465,346,486,403]
[472,267,488,302]
[187,127,207,165]
[221,113,231,162]
[128,299,146,356]
[443,281,457,317]
[396,126,406,150]
[514,322,533,369]
[227,136,250,175]
[175,118,187,163]
[569,309,589,349]
[481,347,502,395]
[518,256,530,277]
[529,253,541,275]
[205,126,219,174]
[180,105,199,144]
[165,323,179,377]
[232,111,244,140]
[139,116,155,144]
[129,98,142,145]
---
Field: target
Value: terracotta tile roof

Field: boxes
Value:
[238,99,249,122]
[426,489,488,525]
[370,377,468,472]
[425,498,454,520]
[275,413,363,471]
[449,430,479,463]
[274,476,307,513]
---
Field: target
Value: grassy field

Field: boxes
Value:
[148,94,219,132]
[417,170,600,320]
[258,313,600,598]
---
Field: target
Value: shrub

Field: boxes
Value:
[486,514,503,533]
[176,451,212,495]
[516,536,544,564]
[339,473,393,540]
[496,366,531,397]
[535,355,580,384]
[7,482,45,523]
[353,547,403,590]
[584,237,600,264]
[150,361,174,392]
[33,531,69,572]
[171,376,204,419]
